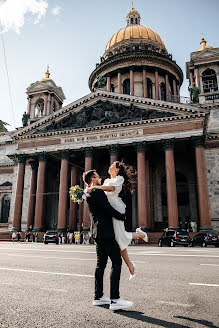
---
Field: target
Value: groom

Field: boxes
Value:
[83,169,133,311]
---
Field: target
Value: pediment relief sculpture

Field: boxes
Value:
[38,100,176,133]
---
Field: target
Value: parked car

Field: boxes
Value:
[190,232,219,247]
[44,231,58,244]
[158,230,190,247]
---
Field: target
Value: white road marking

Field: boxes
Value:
[139,253,219,258]
[0,267,94,278]
[189,283,219,287]
[8,254,97,261]
[6,254,145,263]
[1,247,219,258]
[200,264,219,267]
[0,247,96,254]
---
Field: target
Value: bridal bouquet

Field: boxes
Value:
[69,185,86,204]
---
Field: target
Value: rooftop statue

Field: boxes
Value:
[96,76,107,88]
[189,84,200,103]
[22,111,29,127]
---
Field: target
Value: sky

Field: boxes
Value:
[0,0,218,130]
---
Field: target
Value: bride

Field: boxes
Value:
[88,161,148,280]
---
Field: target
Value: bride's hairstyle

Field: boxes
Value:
[115,161,137,193]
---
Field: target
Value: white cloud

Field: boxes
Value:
[0,0,48,34]
[51,5,61,16]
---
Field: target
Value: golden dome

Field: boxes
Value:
[105,25,166,52]
[40,66,51,82]
[197,36,213,51]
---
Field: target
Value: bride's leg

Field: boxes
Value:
[120,248,134,275]
[132,232,145,239]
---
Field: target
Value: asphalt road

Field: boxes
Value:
[0,242,218,328]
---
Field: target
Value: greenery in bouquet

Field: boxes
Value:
[69,185,86,204]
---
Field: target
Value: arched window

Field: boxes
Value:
[131,18,133,24]
[123,79,130,95]
[147,78,153,99]
[52,101,57,112]
[135,18,138,23]
[1,195,10,223]
[34,98,44,117]
[160,82,166,101]
[202,68,218,93]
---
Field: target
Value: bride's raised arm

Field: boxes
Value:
[87,185,115,193]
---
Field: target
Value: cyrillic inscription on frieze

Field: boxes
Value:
[63,130,141,144]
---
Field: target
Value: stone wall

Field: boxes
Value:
[205,148,219,230]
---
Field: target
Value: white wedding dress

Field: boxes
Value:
[103,175,132,250]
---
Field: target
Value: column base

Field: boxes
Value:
[57,227,66,233]
[11,227,21,232]
[33,227,43,232]
[199,226,213,232]
[168,227,179,230]
[82,227,90,232]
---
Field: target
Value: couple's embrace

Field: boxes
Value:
[83,161,148,311]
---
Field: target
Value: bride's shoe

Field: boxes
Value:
[129,262,136,280]
[136,227,148,242]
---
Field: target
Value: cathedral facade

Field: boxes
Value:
[0,7,218,238]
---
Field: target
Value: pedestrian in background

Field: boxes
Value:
[17,232,21,243]
[12,232,16,243]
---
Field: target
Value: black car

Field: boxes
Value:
[158,230,190,247]
[190,232,219,247]
[44,231,58,244]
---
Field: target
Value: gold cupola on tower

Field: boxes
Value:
[40,66,51,82]
[197,36,213,51]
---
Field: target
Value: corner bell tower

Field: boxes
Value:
[26,67,66,124]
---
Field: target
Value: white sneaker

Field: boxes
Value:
[136,228,148,242]
[129,262,136,280]
[110,298,133,311]
[93,295,111,306]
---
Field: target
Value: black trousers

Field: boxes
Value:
[95,239,122,300]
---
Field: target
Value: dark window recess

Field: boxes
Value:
[202,68,218,93]
[123,79,130,95]
[147,78,153,99]
[0,195,10,223]
[160,82,166,101]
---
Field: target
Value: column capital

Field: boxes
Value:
[129,65,135,71]
[135,141,147,153]
[28,95,33,99]
[84,147,93,157]
[16,154,26,164]
[142,65,147,71]
[108,144,119,156]
[37,152,47,162]
[191,136,205,148]
[161,138,175,151]
[60,149,70,160]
